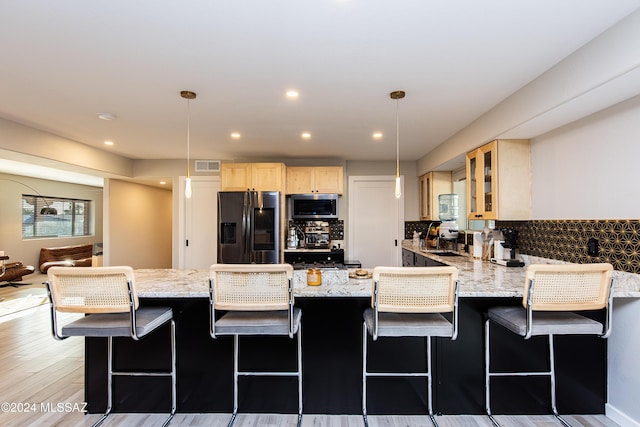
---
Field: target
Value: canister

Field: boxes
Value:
[307,268,322,286]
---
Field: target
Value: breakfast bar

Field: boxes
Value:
[83,248,640,416]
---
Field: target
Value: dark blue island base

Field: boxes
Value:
[84,297,606,415]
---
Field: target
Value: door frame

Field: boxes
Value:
[347,175,404,267]
[175,175,220,269]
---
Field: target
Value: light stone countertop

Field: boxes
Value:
[133,242,640,299]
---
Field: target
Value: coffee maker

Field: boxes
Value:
[492,228,524,267]
[287,227,299,249]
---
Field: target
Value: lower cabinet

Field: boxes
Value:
[402,248,445,267]
[402,248,415,266]
[415,253,445,267]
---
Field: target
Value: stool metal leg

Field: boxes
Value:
[484,319,500,427]
[93,336,114,427]
[548,335,571,427]
[297,324,303,427]
[362,321,439,427]
[162,319,177,427]
[227,326,302,427]
[426,336,439,427]
[228,334,239,427]
[362,321,369,427]
[486,318,571,427]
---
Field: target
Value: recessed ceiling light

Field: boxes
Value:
[301,132,311,139]
[104,140,114,146]
[230,132,241,139]
[159,181,166,185]
[98,112,117,121]
[373,132,383,139]
[286,90,299,99]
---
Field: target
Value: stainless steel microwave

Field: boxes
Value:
[289,194,339,220]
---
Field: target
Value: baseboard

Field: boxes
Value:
[606,403,640,427]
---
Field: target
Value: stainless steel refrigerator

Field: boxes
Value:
[218,191,280,264]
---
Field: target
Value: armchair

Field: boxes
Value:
[0,255,36,287]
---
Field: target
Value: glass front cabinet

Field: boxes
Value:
[466,141,497,220]
[419,171,452,221]
[466,139,531,221]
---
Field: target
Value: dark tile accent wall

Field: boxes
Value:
[496,219,640,274]
[404,221,439,239]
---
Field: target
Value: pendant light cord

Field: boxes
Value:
[395,98,400,178]
[187,98,191,179]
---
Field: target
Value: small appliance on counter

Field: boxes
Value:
[490,228,525,267]
[287,226,305,249]
[438,194,460,250]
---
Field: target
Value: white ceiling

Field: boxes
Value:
[1,0,640,176]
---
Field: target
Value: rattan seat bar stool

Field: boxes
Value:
[362,266,459,427]
[46,266,176,427]
[484,263,614,427]
[209,264,302,427]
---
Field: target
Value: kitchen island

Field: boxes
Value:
[83,249,640,416]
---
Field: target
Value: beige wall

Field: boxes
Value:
[0,172,103,270]
[346,160,419,221]
[417,8,640,175]
[105,179,172,268]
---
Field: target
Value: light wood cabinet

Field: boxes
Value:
[418,171,452,221]
[220,162,286,191]
[466,139,530,220]
[286,166,343,194]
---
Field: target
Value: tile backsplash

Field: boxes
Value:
[496,219,640,274]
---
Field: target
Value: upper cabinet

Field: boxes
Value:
[466,139,530,220]
[286,166,344,194]
[221,163,286,192]
[418,171,452,221]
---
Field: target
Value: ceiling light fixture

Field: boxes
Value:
[286,90,299,98]
[181,90,196,199]
[373,132,383,140]
[301,132,311,139]
[230,132,241,139]
[390,90,405,199]
[98,112,117,121]
[104,140,114,146]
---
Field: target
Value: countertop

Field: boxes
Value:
[134,241,640,299]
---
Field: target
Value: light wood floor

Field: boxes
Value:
[0,281,619,427]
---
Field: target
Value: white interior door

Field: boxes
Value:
[348,175,404,268]
[180,176,220,269]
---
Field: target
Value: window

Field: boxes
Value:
[22,195,92,239]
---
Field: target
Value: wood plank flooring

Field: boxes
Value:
[0,281,619,427]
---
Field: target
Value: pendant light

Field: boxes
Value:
[390,90,405,199]
[181,90,196,199]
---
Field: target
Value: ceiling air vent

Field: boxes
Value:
[195,160,220,172]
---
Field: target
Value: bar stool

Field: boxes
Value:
[209,264,302,427]
[46,266,176,427]
[484,263,614,426]
[362,266,459,427]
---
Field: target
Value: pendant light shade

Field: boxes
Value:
[181,90,196,199]
[390,90,405,199]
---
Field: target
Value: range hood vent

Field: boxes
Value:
[195,160,220,172]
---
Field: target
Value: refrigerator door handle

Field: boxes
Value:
[245,191,254,262]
